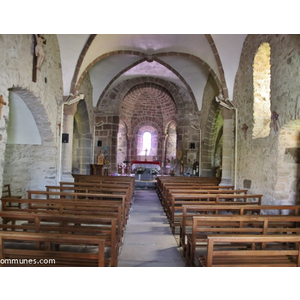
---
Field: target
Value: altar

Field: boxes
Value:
[131,161,161,181]
[131,161,161,171]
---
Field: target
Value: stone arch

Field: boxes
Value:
[72,47,222,111]
[8,87,54,144]
[99,77,185,114]
[3,87,57,197]
[119,82,176,162]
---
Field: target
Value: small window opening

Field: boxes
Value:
[252,42,271,139]
[141,132,151,155]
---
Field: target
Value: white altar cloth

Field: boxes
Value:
[131,161,161,171]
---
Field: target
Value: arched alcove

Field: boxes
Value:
[4,88,57,197]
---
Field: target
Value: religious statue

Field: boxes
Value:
[97,150,104,165]
[180,161,184,175]
[104,157,110,165]
[170,157,174,170]
[0,95,7,119]
[35,34,46,70]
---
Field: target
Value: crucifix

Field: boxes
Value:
[32,34,46,82]
[0,95,7,119]
[144,148,148,161]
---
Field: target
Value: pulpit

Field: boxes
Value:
[90,164,110,176]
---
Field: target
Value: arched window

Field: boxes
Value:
[142,132,151,155]
[252,42,271,139]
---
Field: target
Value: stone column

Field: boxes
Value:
[220,110,234,186]
[61,104,77,182]
[161,134,168,174]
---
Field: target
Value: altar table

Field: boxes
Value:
[131,161,161,171]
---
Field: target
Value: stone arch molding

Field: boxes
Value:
[8,87,55,145]
[97,77,188,114]
[72,48,223,111]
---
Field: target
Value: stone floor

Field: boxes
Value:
[118,188,185,267]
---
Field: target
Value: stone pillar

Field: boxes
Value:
[220,110,234,186]
[61,104,77,182]
[161,134,168,174]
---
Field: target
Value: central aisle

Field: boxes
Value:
[118,188,185,267]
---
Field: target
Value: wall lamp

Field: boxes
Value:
[64,92,85,105]
[190,124,201,177]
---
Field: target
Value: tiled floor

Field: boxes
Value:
[118,188,186,267]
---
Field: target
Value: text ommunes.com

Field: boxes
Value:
[0,258,56,265]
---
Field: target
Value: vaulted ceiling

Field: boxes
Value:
[57,34,247,111]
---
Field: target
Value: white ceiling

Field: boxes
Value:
[57,34,247,110]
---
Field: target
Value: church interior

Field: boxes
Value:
[1,34,300,275]
[1,34,299,205]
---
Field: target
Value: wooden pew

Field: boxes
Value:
[46,185,133,209]
[199,235,300,267]
[168,193,263,233]
[1,197,125,237]
[156,178,223,202]
[26,190,130,226]
[60,180,135,200]
[179,204,300,255]
[0,211,120,267]
[162,188,248,216]
[0,231,106,267]
[186,214,300,266]
[72,174,135,193]
[1,184,22,208]
[156,176,221,198]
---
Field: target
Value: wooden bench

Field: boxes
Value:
[60,180,135,200]
[26,190,130,225]
[199,235,300,267]
[0,231,106,267]
[157,179,224,203]
[186,214,300,266]
[72,174,135,191]
[163,188,248,217]
[156,176,221,199]
[1,184,22,208]
[46,185,133,209]
[179,204,300,255]
[168,193,263,233]
[0,211,120,267]
[1,197,125,237]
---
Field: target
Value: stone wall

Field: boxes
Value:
[234,34,300,204]
[0,34,63,197]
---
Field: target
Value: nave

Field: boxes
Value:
[118,188,185,267]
